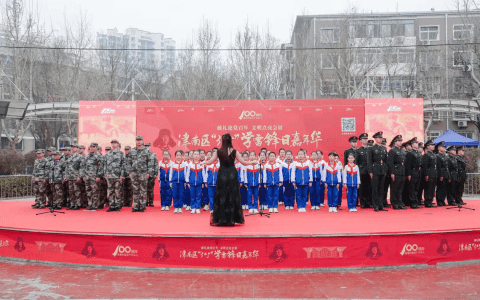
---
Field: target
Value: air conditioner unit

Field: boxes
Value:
[458,121,468,127]
[421,40,431,46]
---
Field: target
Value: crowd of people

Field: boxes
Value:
[31,131,468,214]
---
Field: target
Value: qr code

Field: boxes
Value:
[342,118,355,132]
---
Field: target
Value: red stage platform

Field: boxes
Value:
[0,201,479,270]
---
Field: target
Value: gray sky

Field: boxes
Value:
[37,0,452,47]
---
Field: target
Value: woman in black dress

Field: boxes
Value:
[201,133,256,226]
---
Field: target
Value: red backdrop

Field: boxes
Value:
[136,99,366,159]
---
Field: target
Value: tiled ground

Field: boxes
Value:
[0,259,479,299]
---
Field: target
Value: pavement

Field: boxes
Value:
[0,259,479,299]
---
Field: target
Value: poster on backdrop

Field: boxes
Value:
[135,99,366,159]
[364,98,424,147]
[78,101,136,151]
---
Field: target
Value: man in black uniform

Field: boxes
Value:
[344,136,357,165]
[401,141,412,206]
[367,131,388,212]
[405,138,422,209]
[455,146,467,205]
[417,142,426,205]
[435,142,449,206]
[381,138,391,208]
[367,140,374,147]
[355,133,371,208]
[445,145,458,206]
[421,140,438,207]
[387,135,406,210]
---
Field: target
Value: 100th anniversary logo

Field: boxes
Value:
[112,245,138,257]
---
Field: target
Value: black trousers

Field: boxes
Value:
[359,174,372,207]
[371,174,385,209]
[408,176,421,206]
[418,177,426,204]
[455,178,465,203]
[390,175,405,208]
[436,178,448,205]
[446,179,457,205]
[424,178,437,205]
[383,174,391,206]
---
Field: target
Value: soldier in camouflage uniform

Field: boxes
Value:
[45,147,55,207]
[80,143,104,211]
[46,151,67,209]
[123,145,134,207]
[32,150,49,209]
[61,147,72,207]
[97,145,107,208]
[145,142,158,207]
[104,139,126,211]
[128,136,155,212]
[78,145,88,208]
[63,144,84,210]
[105,146,111,153]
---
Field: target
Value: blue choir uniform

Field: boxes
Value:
[204,162,220,210]
[263,161,283,209]
[169,160,188,209]
[291,160,313,209]
[322,162,343,208]
[159,159,172,208]
[343,163,361,210]
[244,164,261,210]
[186,161,206,210]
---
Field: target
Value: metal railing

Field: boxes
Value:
[464,173,480,196]
[0,175,34,199]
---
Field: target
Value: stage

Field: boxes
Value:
[0,200,479,270]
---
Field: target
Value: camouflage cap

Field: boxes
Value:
[90,142,98,147]
[136,135,143,140]
[125,146,131,150]
[78,145,85,149]
[36,149,45,154]
[111,139,119,144]
[144,142,151,147]
[60,147,66,151]
[48,147,56,152]
[105,146,111,150]
[97,146,102,150]
[71,144,78,148]
[53,151,61,155]
[65,147,71,151]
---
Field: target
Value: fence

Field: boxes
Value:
[464,173,480,196]
[0,175,34,199]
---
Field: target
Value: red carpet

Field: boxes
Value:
[0,200,479,270]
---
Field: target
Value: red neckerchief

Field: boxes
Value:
[347,163,357,176]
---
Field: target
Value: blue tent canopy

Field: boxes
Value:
[433,129,479,147]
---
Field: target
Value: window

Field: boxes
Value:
[419,26,439,41]
[419,50,442,67]
[453,51,469,67]
[381,24,391,37]
[320,28,339,43]
[322,79,339,95]
[454,78,465,93]
[427,131,441,140]
[1,137,23,150]
[457,131,474,139]
[367,24,380,38]
[398,49,415,63]
[453,24,473,40]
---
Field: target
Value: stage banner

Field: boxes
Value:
[136,99,365,159]
[365,98,424,147]
[78,101,136,151]
[1,229,479,270]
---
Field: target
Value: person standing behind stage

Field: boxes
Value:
[367,132,388,212]
[46,151,67,209]
[263,152,283,213]
[421,140,438,208]
[205,151,220,213]
[281,150,295,210]
[144,142,158,207]
[80,143,104,211]
[446,145,459,206]
[104,139,126,212]
[291,150,312,212]
[343,153,360,212]
[322,151,342,213]
[404,138,422,209]
[123,146,134,207]
[170,150,188,213]
[32,149,49,209]
[356,133,371,208]
[159,150,173,211]
[455,146,467,205]
[435,142,450,207]
[387,135,407,210]
[128,136,155,212]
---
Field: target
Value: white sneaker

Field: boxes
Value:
[187,206,191,211]
[254,209,259,213]
[298,208,302,212]
[349,209,353,212]
[173,208,177,213]
[183,204,187,208]
[196,209,201,214]
[178,208,183,213]
[268,208,273,213]
[249,209,253,213]
[191,209,195,214]
[329,207,332,212]
[166,206,170,211]
[274,208,278,213]
[203,206,209,211]
[334,207,338,213]
[354,208,358,212]
[320,204,324,207]
[303,208,307,212]
[311,206,315,210]
[210,210,213,214]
